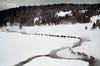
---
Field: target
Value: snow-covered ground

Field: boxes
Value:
[55,11,72,17]
[90,15,100,23]
[0,23,100,66]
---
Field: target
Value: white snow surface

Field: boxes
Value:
[79,10,88,13]
[56,11,72,17]
[90,15,100,23]
[0,23,100,66]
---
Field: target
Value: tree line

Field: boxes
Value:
[0,3,100,27]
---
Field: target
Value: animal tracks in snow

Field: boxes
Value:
[13,32,95,66]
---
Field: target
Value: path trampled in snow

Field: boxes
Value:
[12,32,95,66]
[0,24,100,66]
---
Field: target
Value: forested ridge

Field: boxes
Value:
[0,3,100,27]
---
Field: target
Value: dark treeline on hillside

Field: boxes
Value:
[0,3,100,27]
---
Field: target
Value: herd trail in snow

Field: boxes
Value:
[11,32,96,66]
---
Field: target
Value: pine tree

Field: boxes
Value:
[19,24,22,29]
[96,19,100,29]
[91,23,97,29]
[85,26,88,30]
